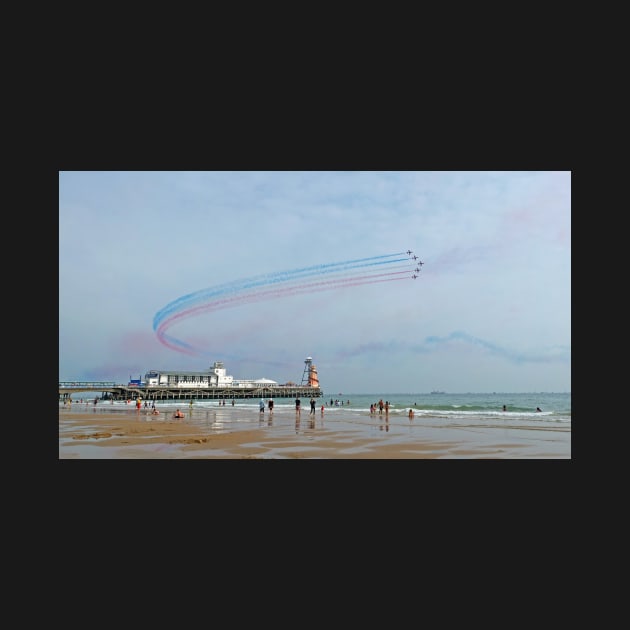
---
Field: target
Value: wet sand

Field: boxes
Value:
[59,405,570,459]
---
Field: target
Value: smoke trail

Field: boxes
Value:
[153,252,418,357]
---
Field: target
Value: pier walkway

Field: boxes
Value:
[59,382,322,402]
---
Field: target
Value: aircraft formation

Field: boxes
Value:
[407,250,424,278]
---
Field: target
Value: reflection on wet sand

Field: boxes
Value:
[59,406,571,459]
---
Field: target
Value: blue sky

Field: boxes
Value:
[59,171,571,393]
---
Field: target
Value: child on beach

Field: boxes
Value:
[259,398,265,412]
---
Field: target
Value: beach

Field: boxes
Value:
[58,402,571,459]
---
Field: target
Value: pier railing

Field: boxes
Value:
[59,381,118,388]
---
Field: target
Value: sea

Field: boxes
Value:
[259,391,570,427]
[75,391,570,427]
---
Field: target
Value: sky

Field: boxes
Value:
[59,171,571,394]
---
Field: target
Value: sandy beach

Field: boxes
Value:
[59,404,571,459]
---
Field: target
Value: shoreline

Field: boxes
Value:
[59,406,570,459]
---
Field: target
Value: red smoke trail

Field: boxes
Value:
[156,270,410,353]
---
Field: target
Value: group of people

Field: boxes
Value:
[295,397,318,415]
[257,397,320,415]
[372,405,416,421]
[370,399,389,415]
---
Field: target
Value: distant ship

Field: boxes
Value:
[430,390,446,394]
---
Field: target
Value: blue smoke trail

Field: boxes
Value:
[153,252,408,331]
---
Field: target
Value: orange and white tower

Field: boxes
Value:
[309,363,319,387]
[302,356,319,387]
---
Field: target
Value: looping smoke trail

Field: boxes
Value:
[153,251,418,358]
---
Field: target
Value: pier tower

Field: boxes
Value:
[301,356,319,387]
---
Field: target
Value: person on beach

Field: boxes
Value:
[259,398,265,413]
[295,397,301,412]
[268,398,274,413]
[174,409,185,419]
[408,408,414,420]
[310,397,316,415]
[151,408,160,415]
[536,407,542,412]
[502,405,507,411]
[378,399,384,415]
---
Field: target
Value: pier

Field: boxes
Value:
[59,382,323,402]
